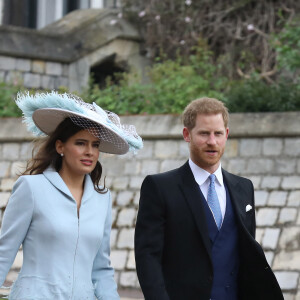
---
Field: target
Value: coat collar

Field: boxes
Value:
[43,167,94,203]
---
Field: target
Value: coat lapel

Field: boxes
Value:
[178,162,212,259]
[222,169,248,229]
[43,167,74,199]
[43,167,94,204]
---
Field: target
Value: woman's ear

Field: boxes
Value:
[55,140,64,155]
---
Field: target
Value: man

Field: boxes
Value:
[134,97,283,300]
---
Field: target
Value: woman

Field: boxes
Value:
[0,92,143,300]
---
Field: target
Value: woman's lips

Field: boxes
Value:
[81,159,93,166]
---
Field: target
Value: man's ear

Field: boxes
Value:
[183,127,191,142]
[55,140,64,155]
[225,127,229,140]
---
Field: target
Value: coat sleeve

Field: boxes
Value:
[134,175,170,300]
[0,176,34,287]
[92,191,120,300]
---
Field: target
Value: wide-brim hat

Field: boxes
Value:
[16,92,143,155]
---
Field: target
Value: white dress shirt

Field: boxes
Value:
[188,159,226,221]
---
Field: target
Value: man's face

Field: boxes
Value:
[183,113,229,173]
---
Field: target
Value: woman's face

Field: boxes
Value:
[56,129,100,177]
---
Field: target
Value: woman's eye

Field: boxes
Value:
[76,142,85,146]
[93,144,100,148]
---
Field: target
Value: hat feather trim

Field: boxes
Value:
[16,91,86,136]
[16,91,143,153]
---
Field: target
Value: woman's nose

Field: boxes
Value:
[85,144,93,155]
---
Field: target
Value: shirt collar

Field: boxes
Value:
[188,158,224,187]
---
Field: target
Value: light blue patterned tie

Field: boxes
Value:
[207,174,222,229]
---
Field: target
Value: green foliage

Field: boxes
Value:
[121,0,300,82]
[86,40,300,114]
[0,81,76,117]
[0,81,24,117]
[225,79,300,112]
[272,19,300,73]
[84,74,150,114]
[2,35,300,117]
[87,45,228,114]
[224,18,300,113]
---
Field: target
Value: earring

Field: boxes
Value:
[61,153,64,157]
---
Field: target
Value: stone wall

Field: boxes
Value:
[0,56,70,90]
[0,112,300,299]
[0,9,148,92]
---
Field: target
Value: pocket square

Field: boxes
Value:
[246,204,252,212]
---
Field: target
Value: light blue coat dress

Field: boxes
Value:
[0,168,120,300]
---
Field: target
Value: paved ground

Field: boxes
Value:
[119,288,144,299]
[0,288,144,299]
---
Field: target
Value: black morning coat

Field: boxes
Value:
[135,161,284,300]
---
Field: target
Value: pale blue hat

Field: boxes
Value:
[16,91,143,155]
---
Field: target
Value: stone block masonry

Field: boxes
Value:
[0,55,69,90]
[0,112,300,298]
[0,9,149,93]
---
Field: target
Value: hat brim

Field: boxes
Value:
[32,108,129,155]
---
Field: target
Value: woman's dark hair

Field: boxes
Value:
[22,118,106,194]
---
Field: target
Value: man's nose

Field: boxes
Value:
[207,133,216,144]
